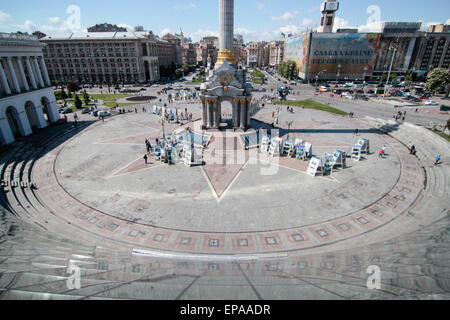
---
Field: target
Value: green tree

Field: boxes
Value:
[61,88,68,100]
[74,95,83,109]
[381,73,397,83]
[426,68,450,93]
[83,91,90,106]
[404,74,411,82]
[67,81,80,94]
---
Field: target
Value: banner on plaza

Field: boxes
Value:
[308,33,381,79]
[284,33,311,79]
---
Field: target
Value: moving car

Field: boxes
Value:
[425,100,439,106]
[97,110,111,117]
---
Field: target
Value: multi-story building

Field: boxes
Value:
[40,31,160,84]
[373,22,422,78]
[181,42,197,66]
[269,41,284,67]
[196,37,219,66]
[246,41,268,68]
[159,33,182,67]
[0,33,60,145]
[412,25,450,80]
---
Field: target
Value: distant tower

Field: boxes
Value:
[320,0,339,33]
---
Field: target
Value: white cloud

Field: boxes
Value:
[15,20,37,32]
[188,28,219,42]
[174,2,197,10]
[48,17,60,24]
[118,23,133,31]
[301,18,316,28]
[272,11,299,21]
[332,17,357,32]
[256,2,264,10]
[159,28,172,37]
[446,18,450,25]
[357,21,384,33]
[308,6,320,13]
[0,10,11,23]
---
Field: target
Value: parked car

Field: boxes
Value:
[81,108,92,114]
[61,108,73,114]
[91,110,100,117]
[425,100,439,106]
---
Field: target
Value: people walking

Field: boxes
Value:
[410,145,416,155]
[435,155,441,165]
[354,128,359,136]
[143,154,148,164]
[379,149,384,158]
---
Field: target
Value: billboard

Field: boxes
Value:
[248,54,258,63]
[308,33,381,80]
[284,33,311,79]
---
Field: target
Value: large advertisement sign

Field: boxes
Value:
[308,33,381,79]
[284,33,311,79]
[248,54,258,63]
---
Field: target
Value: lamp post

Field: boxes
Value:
[383,41,399,99]
[337,64,341,83]
[363,66,368,84]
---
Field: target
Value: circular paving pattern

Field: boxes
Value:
[32,109,425,255]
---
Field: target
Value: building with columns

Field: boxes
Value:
[0,32,60,145]
[40,31,160,84]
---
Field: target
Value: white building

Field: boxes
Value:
[0,32,60,145]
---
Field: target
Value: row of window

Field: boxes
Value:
[48,53,136,58]
[47,42,132,48]
[49,69,138,74]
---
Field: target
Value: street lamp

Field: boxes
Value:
[316,69,327,87]
[337,64,341,83]
[383,41,400,99]
[363,66,368,84]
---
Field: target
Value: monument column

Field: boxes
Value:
[6,58,21,94]
[246,98,252,127]
[201,98,207,128]
[232,99,239,128]
[217,0,235,64]
[33,57,45,88]
[0,59,12,95]
[239,99,246,130]
[207,100,214,128]
[16,57,30,91]
[25,57,38,90]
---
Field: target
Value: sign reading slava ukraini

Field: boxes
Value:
[307,33,381,79]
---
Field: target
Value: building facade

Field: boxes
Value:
[412,26,450,79]
[159,33,182,67]
[196,37,219,67]
[181,42,197,65]
[268,41,284,67]
[373,22,422,78]
[0,33,60,145]
[246,41,268,68]
[41,31,160,84]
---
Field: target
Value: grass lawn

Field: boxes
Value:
[431,129,450,142]
[103,102,137,108]
[252,70,265,78]
[273,99,349,116]
[90,94,131,101]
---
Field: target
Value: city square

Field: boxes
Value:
[0,0,449,304]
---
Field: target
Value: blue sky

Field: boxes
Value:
[0,0,449,42]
